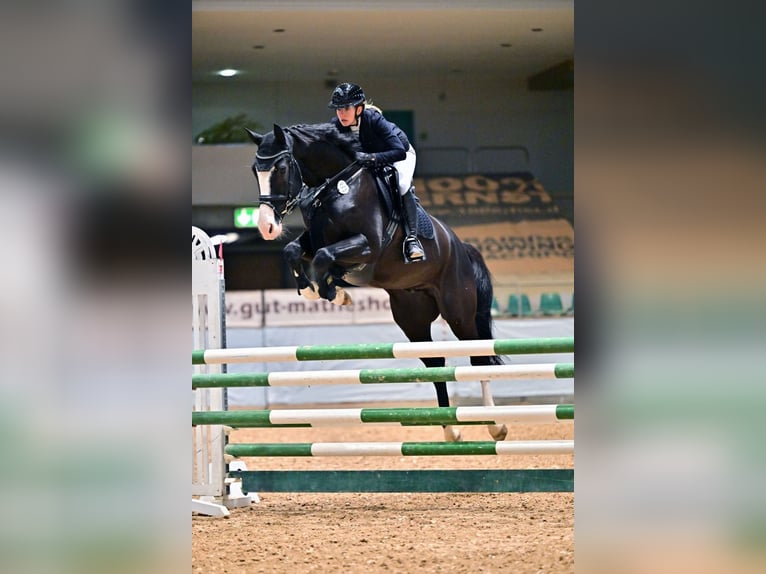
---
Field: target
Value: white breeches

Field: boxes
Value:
[393,145,417,195]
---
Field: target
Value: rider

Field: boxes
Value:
[328,82,426,263]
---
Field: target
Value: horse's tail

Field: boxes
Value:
[463,242,504,366]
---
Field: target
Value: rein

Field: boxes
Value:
[299,161,364,208]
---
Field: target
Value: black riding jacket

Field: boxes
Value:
[332,108,410,165]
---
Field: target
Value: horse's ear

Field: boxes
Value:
[273,124,287,146]
[244,127,263,145]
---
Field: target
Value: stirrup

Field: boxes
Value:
[403,237,426,263]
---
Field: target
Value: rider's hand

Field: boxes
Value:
[355,152,376,167]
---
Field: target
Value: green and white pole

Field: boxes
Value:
[193,337,574,365]
[193,404,574,427]
[225,440,574,457]
[192,362,574,388]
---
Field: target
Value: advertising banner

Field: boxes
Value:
[414,172,563,224]
[414,173,573,280]
[455,219,574,276]
[224,288,394,328]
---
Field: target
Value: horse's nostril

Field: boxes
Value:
[268,224,274,235]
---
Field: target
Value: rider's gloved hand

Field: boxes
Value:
[355,152,376,167]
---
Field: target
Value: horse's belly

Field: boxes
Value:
[341,265,375,286]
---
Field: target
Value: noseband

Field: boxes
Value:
[254,149,305,218]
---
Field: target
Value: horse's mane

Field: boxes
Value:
[285,123,359,158]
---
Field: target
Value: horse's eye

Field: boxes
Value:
[278,164,288,173]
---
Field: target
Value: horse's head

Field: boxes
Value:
[246,124,303,240]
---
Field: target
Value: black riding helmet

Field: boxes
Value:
[328,82,366,109]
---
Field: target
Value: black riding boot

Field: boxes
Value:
[401,188,426,263]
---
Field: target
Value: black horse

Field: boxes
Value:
[247,123,507,441]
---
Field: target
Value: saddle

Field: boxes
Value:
[372,166,434,240]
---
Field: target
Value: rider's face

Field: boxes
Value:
[336,105,360,127]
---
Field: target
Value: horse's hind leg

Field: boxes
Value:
[480,379,508,441]
[388,290,462,442]
[439,288,507,441]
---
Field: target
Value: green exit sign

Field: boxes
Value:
[233,206,259,228]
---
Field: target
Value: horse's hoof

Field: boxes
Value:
[489,424,508,442]
[299,284,321,300]
[443,426,462,442]
[330,289,353,306]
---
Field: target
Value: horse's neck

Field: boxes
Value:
[295,141,352,187]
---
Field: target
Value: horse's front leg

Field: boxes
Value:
[312,234,373,305]
[284,232,319,301]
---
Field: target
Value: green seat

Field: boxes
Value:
[540,292,564,316]
[566,292,574,315]
[507,294,533,317]
[491,297,500,317]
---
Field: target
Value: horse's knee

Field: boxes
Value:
[283,241,302,262]
[312,247,334,271]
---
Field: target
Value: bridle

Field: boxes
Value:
[254,148,305,219]
[255,130,365,219]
